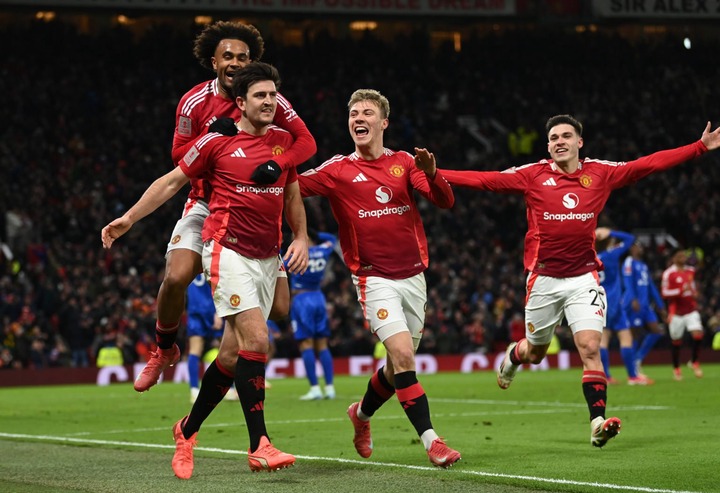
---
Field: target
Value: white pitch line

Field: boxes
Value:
[62,400,670,437]
[0,432,701,493]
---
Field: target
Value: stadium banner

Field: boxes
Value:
[4,348,717,387]
[0,0,517,16]
[0,351,567,387]
[593,0,720,18]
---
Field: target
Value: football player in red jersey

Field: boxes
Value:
[662,248,704,381]
[102,63,307,477]
[299,89,461,468]
[443,115,720,448]
[134,21,316,394]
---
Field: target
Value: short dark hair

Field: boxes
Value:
[193,21,265,71]
[231,62,281,100]
[545,114,583,137]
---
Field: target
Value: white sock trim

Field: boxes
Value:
[421,429,440,450]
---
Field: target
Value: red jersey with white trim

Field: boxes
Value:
[298,149,454,279]
[443,140,707,278]
[178,127,296,259]
[172,78,316,201]
[661,264,697,316]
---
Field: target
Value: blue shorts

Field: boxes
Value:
[625,305,659,328]
[290,291,330,341]
[187,311,221,339]
[606,303,630,331]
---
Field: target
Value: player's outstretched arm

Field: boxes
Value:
[700,121,720,151]
[101,167,189,249]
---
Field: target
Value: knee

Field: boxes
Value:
[389,347,415,372]
[242,333,270,354]
[576,341,600,359]
[217,348,238,370]
[586,339,601,353]
[163,267,194,292]
[316,338,329,351]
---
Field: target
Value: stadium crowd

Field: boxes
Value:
[1,19,719,369]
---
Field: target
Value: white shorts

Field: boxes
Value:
[166,200,287,280]
[525,271,606,345]
[166,199,209,256]
[352,273,427,351]
[202,240,280,319]
[277,255,287,279]
[668,311,703,340]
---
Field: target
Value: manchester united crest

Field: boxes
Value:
[377,308,389,320]
[579,174,592,188]
[171,235,182,245]
[527,322,535,333]
[272,145,285,156]
[249,377,266,392]
[389,164,404,177]
[230,294,241,307]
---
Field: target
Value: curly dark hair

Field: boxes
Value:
[192,21,265,71]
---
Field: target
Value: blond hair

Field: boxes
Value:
[347,89,390,119]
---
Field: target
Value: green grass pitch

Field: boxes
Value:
[1,364,717,493]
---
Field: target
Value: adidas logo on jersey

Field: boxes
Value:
[542,177,557,186]
[353,173,368,183]
[231,147,246,158]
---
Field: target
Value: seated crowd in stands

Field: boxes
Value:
[1,20,719,369]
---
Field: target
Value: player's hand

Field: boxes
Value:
[284,236,309,275]
[208,117,238,136]
[251,160,282,185]
[595,227,611,241]
[101,217,132,249]
[700,121,720,151]
[414,147,437,177]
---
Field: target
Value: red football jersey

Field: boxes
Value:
[172,78,315,201]
[178,127,296,259]
[299,149,454,279]
[443,141,707,278]
[661,264,697,316]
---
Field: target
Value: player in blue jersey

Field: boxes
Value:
[622,241,666,377]
[287,229,338,400]
[595,229,653,385]
[185,274,223,402]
